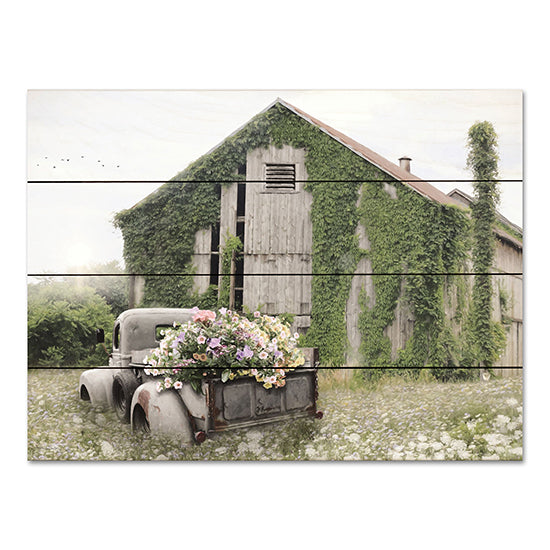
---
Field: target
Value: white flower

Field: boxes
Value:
[495,414,510,426]
[450,439,467,451]
[174,381,183,390]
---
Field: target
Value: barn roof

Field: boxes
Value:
[447,188,523,250]
[127,98,521,248]
[275,98,459,206]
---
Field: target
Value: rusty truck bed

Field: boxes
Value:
[175,368,318,434]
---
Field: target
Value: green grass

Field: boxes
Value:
[27,368,523,461]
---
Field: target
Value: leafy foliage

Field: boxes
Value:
[113,103,506,377]
[114,103,368,366]
[357,178,472,380]
[28,281,115,366]
[218,232,243,308]
[465,121,505,368]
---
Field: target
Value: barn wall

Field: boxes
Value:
[187,143,523,376]
[492,237,523,376]
[244,145,312,334]
[348,207,523,375]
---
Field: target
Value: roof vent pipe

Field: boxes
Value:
[399,156,411,173]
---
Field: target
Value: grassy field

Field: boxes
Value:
[27,368,523,461]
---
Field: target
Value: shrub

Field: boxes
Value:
[28,281,115,366]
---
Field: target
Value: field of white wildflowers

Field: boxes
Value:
[27,369,522,461]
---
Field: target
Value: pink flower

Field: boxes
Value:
[197,335,206,344]
[254,311,261,318]
[174,381,183,390]
[192,309,216,323]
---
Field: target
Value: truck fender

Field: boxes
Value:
[130,382,194,444]
[79,368,119,407]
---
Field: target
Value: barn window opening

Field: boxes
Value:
[234,220,245,309]
[265,164,296,190]
[237,183,246,217]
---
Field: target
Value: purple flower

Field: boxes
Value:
[171,332,186,349]
[208,337,221,348]
[236,345,254,361]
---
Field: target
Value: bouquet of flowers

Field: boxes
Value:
[144,307,305,394]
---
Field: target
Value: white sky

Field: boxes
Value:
[27,89,523,273]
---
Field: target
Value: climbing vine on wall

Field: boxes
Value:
[114,101,490,375]
[218,232,243,308]
[114,102,377,366]
[357,179,472,380]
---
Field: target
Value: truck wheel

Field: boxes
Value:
[112,371,141,423]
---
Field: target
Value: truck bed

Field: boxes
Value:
[178,368,318,434]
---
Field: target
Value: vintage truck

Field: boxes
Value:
[79,308,321,444]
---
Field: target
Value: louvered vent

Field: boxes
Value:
[265,164,296,190]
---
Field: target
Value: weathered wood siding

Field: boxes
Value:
[348,188,523,375]
[192,227,212,294]
[492,236,523,376]
[346,183,414,366]
[346,197,374,366]
[243,145,312,333]
[188,152,522,376]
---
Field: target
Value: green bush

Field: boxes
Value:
[28,281,115,366]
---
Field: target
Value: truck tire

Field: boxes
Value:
[112,371,141,423]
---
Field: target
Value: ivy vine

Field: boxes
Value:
[114,102,506,377]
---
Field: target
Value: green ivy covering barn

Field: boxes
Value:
[114,99,522,378]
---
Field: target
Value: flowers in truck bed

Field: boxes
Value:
[144,307,305,393]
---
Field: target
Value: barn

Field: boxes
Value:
[114,98,523,376]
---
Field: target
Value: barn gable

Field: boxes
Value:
[115,99,522,373]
